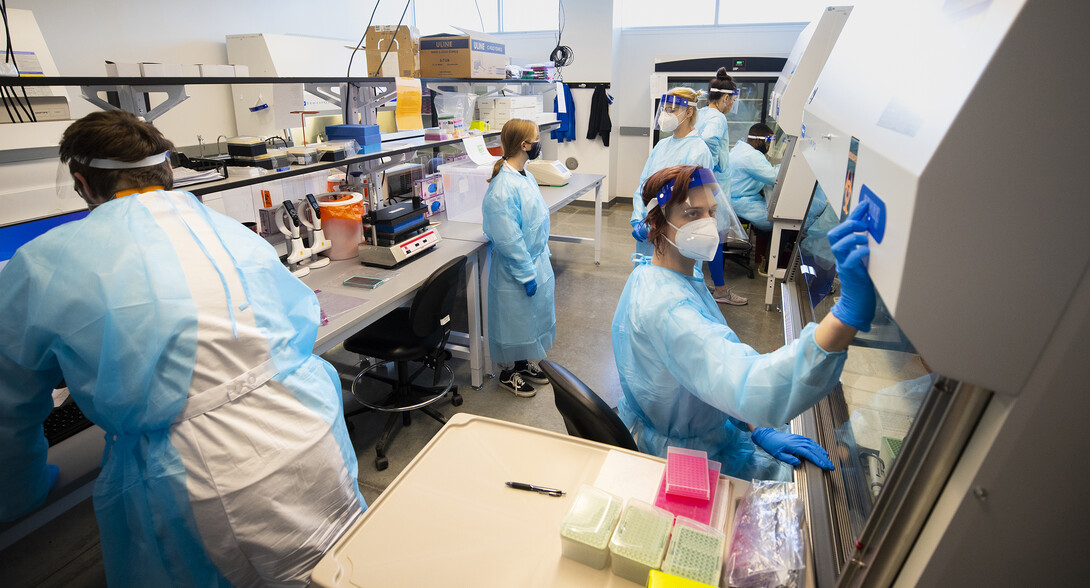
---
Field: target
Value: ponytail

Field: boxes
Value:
[487,118,538,182]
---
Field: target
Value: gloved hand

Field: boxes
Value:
[524,279,538,297]
[751,428,834,470]
[46,464,60,493]
[631,219,649,243]
[827,205,876,332]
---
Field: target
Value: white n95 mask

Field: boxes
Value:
[657,112,679,133]
[666,217,720,261]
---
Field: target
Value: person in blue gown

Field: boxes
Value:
[482,119,556,398]
[730,122,781,275]
[612,164,877,480]
[629,88,716,259]
[694,67,748,305]
[0,110,365,586]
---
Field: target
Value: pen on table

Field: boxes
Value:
[505,481,565,497]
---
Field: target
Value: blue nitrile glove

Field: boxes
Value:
[524,279,538,297]
[827,205,876,332]
[631,219,649,243]
[751,428,834,470]
[46,464,60,493]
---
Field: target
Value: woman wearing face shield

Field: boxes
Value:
[481,119,556,398]
[612,165,877,480]
[630,87,713,259]
[730,122,781,275]
[694,67,747,305]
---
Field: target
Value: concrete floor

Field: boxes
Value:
[0,202,785,587]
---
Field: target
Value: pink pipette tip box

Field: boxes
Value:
[654,459,720,526]
[664,447,711,501]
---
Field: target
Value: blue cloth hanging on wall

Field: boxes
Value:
[551,83,576,143]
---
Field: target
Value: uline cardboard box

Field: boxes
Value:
[420,32,507,79]
[365,25,420,78]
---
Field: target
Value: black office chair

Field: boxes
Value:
[539,360,638,451]
[723,222,755,279]
[343,255,466,471]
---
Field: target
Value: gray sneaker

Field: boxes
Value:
[714,287,749,306]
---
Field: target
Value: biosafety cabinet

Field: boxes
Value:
[778,1,1089,585]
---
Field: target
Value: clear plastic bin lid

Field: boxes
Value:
[559,485,623,549]
[609,499,674,566]
[665,447,711,501]
[661,516,726,586]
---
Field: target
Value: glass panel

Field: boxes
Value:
[796,183,934,538]
[619,0,717,28]
[415,0,500,35]
[503,0,560,32]
[726,81,766,151]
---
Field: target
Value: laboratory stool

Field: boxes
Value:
[342,256,466,470]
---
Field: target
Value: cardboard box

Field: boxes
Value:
[365,25,420,78]
[0,95,69,123]
[420,32,507,79]
[104,61,142,77]
[139,62,184,77]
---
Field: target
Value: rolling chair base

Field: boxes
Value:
[348,359,461,471]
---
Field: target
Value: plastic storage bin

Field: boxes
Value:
[316,192,365,260]
[437,159,497,224]
[559,485,623,570]
[609,499,674,584]
[660,516,726,586]
[665,447,711,501]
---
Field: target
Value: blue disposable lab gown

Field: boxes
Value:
[611,256,847,480]
[482,164,556,364]
[630,132,712,256]
[694,107,743,239]
[729,140,781,231]
[0,190,365,587]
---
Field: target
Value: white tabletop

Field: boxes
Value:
[311,414,746,588]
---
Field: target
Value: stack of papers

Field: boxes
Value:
[172,166,225,188]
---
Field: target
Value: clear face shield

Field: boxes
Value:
[647,167,748,247]
[654,94,695,134]
[57,151,172,206]
[710,87,741,115]
[747,133,776,154]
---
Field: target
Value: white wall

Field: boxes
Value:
[7,0,410,144]
[6,0,803,210]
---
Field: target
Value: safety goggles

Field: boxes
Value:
[747,134,776,142]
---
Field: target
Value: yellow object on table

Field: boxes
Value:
[646,569,717,588]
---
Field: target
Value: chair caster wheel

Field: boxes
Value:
[595,261,601,266]
[452,394,463,407]
[375,456,389,471]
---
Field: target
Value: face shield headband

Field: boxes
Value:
[58,151,172,201]
[645,167,718,214]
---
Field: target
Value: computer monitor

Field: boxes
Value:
[0,210,90,273]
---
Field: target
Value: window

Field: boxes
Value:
[717,1,826,25]
[502,0,561,33]
[618,0,718,28]
[414,0,500,35]
[620,0,829,28]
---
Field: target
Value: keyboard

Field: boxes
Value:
[43,402,94,447]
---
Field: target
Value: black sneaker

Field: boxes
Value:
[518,359,550,385]
[499,369,536,398]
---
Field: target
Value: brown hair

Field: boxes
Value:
[642,165,700,255]
[59,110,175,203]
[666,87,699,126]
[708,67,737,106]
[488,118,538,181]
